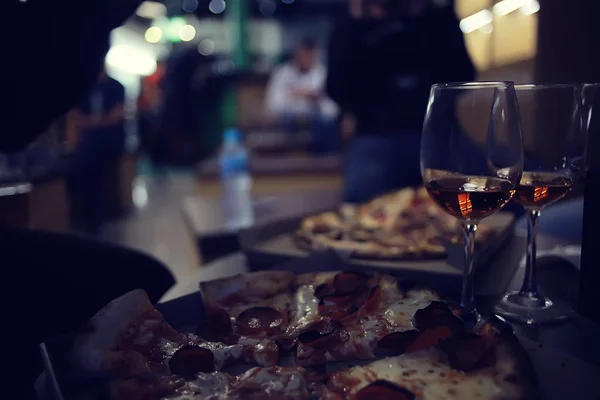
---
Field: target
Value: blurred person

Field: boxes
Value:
[138,60,166,158]
[265,37,340,154]
[1,1,174,398]
[328,0,475,202]
[155,47,218,166]
[67,67,127,234]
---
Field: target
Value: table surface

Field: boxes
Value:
[181,189,341,237]
[197,154,342,178]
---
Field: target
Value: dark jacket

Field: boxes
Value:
[326,6,475,135]
[0,0,140,153]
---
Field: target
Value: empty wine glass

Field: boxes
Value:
[495,84,582,324]
[580,83,600,177]
[421,82,524,322]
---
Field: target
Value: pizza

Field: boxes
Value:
[66,270,537,399]
[296,187,496,260]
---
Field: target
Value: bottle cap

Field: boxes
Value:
[223,128,241,144]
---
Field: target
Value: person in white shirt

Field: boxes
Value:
[265,38,339,154]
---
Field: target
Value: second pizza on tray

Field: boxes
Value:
[295,187,496,260]
[67,270,537,399]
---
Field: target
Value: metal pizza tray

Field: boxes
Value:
[242,212,516,291]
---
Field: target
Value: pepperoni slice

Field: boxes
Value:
[333,272,367,294]
[297,319,347,348]
[361,285,381,313]
[374,330,420,357]
[316,273,373,319]
[197,308,236,344]
[236,307,284,336]
[405,326,453,354]
[354,381,416,400]
[169,346,215,379]
[314,272,369,300]
[314,283,336,299]
[318,285,377,320]
[441,333,497,372]
[413,301,464,334]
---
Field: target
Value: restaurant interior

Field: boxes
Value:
[4,0,600,398]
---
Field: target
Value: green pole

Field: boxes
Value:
[220,0,250,129]
[228,0,250,69]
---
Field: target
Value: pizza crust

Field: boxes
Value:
[70,290,158,378]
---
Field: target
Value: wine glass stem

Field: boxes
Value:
[462,223,478,314]
[520,209,541,296]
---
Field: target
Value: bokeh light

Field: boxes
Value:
[144,26,163,43]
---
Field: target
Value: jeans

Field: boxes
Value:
[280,111,338,155]
[343,133,422,203]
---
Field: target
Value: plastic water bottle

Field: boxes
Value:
[219,128,254,230]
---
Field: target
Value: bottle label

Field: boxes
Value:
[220,153,249,177]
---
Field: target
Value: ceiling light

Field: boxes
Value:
[459,9,493,34]
[493,0,531,16]
[179,24,196,42]
[480,24,493,34]
[136,1,167,19]
[209,0,226,14]
[144,26,163,43]
[182,0,199,13]
[106,46,157,76]
[198,39,216,55]
[260,0,277,16]
[520,0,540,15]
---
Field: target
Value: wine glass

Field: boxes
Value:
[580,83,600,176]
[495,84,582,324]
[421,82,524,321]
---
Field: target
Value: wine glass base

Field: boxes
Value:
[494,291,572,325]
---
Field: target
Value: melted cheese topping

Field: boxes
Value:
[286,284,321,336]
[326,346,524,400]
[164,367,311,400]
[382,289,440,328]
[163,372,231,400]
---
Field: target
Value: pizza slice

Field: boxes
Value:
[300,211,347,233]
[286,271,466,367]
[357,188,416,231]
[322,326,537,400]
[70,290,279,383]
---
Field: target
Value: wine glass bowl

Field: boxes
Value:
[580,83,600,178]
[495,83,582,324]
[421,82,524,318]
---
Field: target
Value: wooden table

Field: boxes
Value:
[181,189,341,262]
[0,175,70,233]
